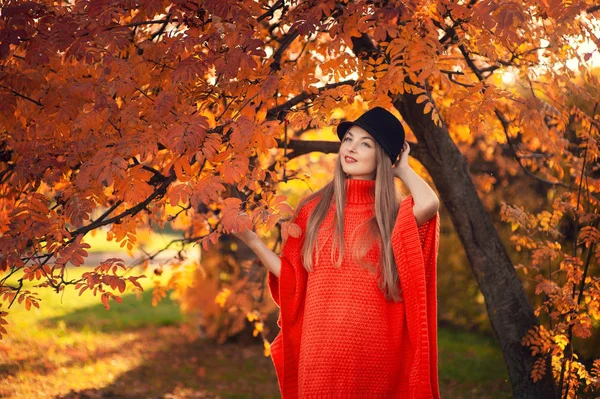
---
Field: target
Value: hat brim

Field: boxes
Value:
[336,121,355,141]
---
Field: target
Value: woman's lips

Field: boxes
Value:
[345,156,357,163]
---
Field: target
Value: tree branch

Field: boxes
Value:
[0,84,43,107]
[266,79,358,120]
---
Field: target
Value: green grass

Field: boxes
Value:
[438,327,511,398]
[0,263,512,399]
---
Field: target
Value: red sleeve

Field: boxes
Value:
[267,204,308,312]
[392,194,441,399]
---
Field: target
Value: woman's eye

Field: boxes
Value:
[362,142,370,147]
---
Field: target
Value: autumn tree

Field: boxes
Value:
[1,0,600,397]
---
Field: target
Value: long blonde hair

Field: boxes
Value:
[292,142,404,302]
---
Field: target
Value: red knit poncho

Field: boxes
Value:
[268,178,441,399]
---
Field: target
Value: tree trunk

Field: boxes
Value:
[392,91,557,398]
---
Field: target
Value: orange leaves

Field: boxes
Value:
[415,93,442,127]
[194,133,222,165]
[531,356,547,383]
[534,277,559,296]
[76,148,129,189]
[114,164,155,204]
[191,174,226,208]
[22,264,52,281]
[0,288,40,312]
[171,55,208,83]
[578,225,600,248]
[17,291,41,311]
[220,198,253,234]
[165,115,209,155]
[0,310,8,338]
[281,220,302,242]
[10,193,50,225]
[155,91,178,117]
[76,258,146,310]
[55,235,91,267]
[219,155,249,185]
[522,325,553,357]
[64,194,94,228]
[106,216,137,251]
[168,183,192,207]
[152,281,167,307]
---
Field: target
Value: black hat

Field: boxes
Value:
[336,106,405,163]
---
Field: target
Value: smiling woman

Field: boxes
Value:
[233,106,441,398]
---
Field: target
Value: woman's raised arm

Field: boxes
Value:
[232,225,282,278]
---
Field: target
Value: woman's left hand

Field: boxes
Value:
[392,142,410,178]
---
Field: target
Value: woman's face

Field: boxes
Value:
[340,125,377,180]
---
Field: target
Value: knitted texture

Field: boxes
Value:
[268,178,441,399]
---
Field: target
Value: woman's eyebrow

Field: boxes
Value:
[346,132,375,141]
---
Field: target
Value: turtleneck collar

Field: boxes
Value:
[345,178,376,204]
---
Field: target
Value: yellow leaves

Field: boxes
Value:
[263,339,271,357]
[553,334,569,350]
[246,311,271,355]
[214,288,231,308]
[252,322,263,337]
[246,311,259,322]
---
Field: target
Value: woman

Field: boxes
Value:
[234,106,441,399]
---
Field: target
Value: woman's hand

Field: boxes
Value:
[231,212,259,246]
[232,228,258,246]
[392,141,410,179]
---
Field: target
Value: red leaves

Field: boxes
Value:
[172,55,209,83]
[155,92,178,117]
